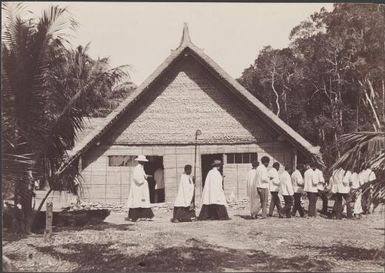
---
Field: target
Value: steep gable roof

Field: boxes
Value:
[61,24,321,173]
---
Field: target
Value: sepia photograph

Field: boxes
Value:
[2,1,384,272]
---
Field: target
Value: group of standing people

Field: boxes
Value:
[127,156,229,222]
[247,156,376,220]
[126,155,376,222]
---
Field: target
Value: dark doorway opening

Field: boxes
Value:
[144,156,164,203]
[201,153,224,188]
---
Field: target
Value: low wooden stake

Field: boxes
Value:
[44,202,53,241]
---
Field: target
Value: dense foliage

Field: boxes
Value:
[1,3,131,232]
[238,3,385,167]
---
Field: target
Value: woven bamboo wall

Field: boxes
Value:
[80,142,292,204]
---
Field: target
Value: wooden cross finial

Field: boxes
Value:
[179,23,191,46]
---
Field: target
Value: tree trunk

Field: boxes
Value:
[271,70,280,116]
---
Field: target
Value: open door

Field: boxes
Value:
[201,153,224,188]
[144,156,164,203]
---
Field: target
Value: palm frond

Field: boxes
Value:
[331,131,385,172]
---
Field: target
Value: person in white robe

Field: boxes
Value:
[280,167,294,218]
[268,162,282,217]
[198,160,229,220]
[172,165,196,222]
[349,171,362,218]
[291,165,305,217]
[127,155,154,222]
[246,161,259,218]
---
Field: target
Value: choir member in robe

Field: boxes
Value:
[198,160,230,220]
[172,165,196,222]
[247,161,259,219]
[127,155,154,222]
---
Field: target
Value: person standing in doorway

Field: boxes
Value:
[254,156,270,219]
[291,164,305,217]
[304,163,318,217]
[268,162,283,218]
[198,160,229,220]
[127,155,154,222]
[280,166,294,218]
[172,165,196,222]
[154,164,165,203]
[247,160,259,219]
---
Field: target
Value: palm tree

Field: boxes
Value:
[1,3,128,233]
[332,131,385,206]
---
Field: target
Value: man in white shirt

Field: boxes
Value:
[291,164,305,217]
[360,167,376,214]
[350,171,362,218]
[315,166,328,215]
[268,162,283,218]
[304,163,318,217]
[154,164,165,203]
[280,167,294,218]
[254,156,271,219]
[333,168,352,219]
[246,161,259,218]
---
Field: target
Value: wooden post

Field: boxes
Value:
[293,149,298,170]
[44,202,53,241]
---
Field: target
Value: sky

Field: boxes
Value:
[9,2,334,85]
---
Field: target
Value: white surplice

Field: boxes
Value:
[174,173,194,207]
[201,167,227,205]
[127,164,151,208]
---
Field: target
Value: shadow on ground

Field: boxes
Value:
[53,223,136,232]
[30,238,334,272]
[292,244,385,263]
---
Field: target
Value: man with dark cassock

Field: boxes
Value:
[127,155,154,222]
[172,165,196,222]
[198,160,230,220]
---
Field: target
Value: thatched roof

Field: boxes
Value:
[60,24,321,173]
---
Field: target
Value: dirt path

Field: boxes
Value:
[3,204,385,272]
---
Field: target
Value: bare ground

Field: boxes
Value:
[3,202,385,272]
